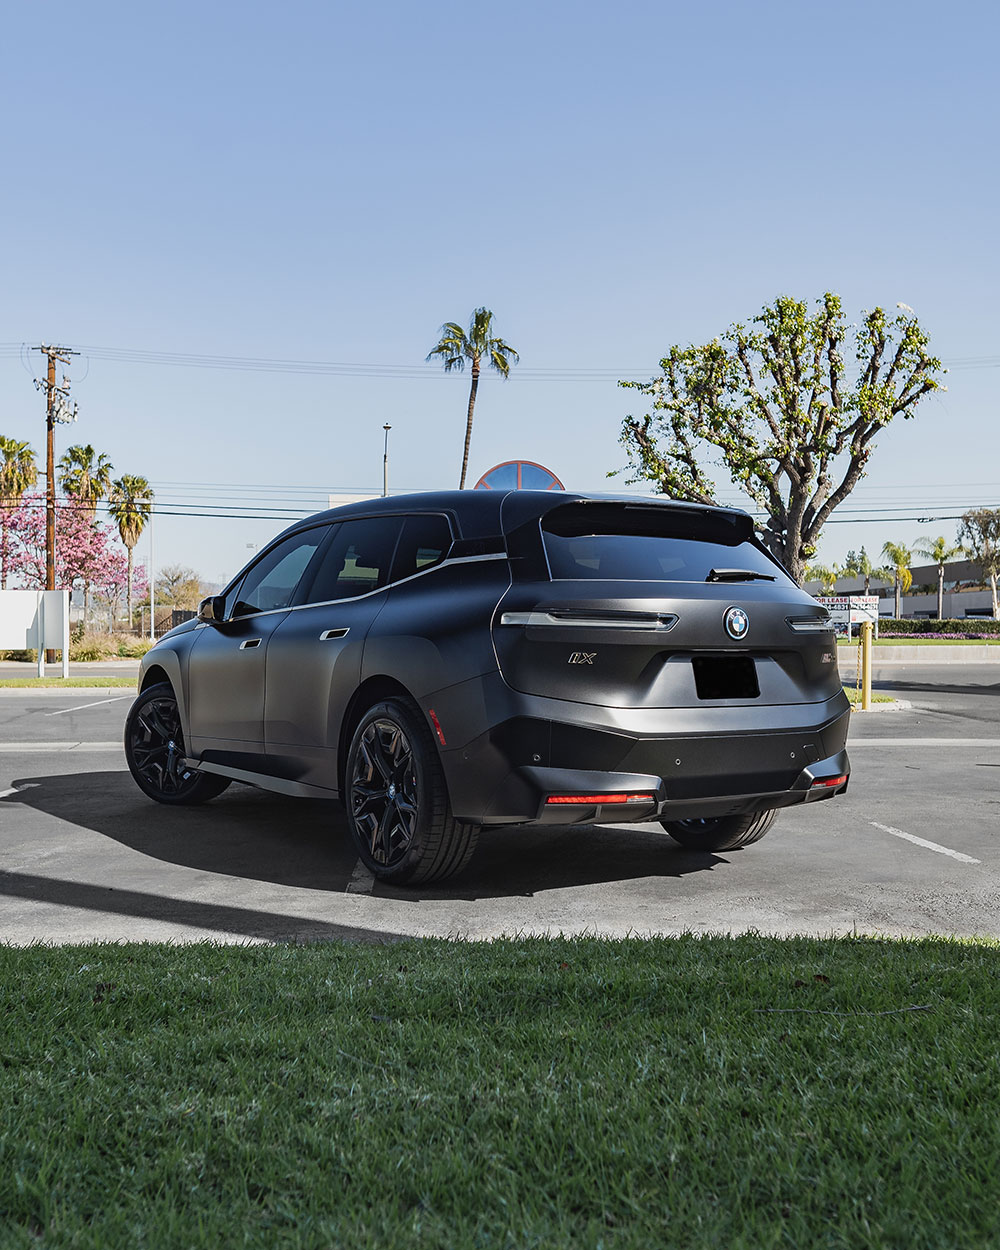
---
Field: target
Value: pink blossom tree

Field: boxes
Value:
[6,495,136,618]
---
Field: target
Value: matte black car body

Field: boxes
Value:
[127,490,850,880]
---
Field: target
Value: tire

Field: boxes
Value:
[345,696,479,885]
[125,682,232,805]
[660,808,778,852]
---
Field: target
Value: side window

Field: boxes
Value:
[229,528,326,617]
[301,517,402,604]
[390,514,453,582]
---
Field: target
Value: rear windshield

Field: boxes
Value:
[541,503,783,582]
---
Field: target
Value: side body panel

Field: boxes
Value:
[361,554,510,705]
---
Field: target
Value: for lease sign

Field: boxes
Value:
[816,595,879,636]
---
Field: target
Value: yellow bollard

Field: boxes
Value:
[860,620,873,710]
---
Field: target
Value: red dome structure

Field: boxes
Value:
[473,460,564,491]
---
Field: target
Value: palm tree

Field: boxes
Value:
[804,562,843,595]
[844,547,890,595]
[108,475,152,627]
[58,444,114,518]
[881,541,913,619]
[427,308,519,489]
[913,534,965,621]
[0,436,37,589]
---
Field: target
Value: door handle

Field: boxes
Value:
[239,638,262,649]
[319,628,350,640]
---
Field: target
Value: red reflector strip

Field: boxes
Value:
[810,774,847,788]
[545,793,655,805]
[427,708,447,747]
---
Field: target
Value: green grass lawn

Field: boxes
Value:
[843,686,895,704]
[0,677,136,688]
[2,935,999,1249]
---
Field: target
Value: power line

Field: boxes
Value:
[2,341,998,380]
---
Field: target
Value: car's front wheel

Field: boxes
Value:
[345,697,479,885]
[660,809,777,851]
[125,682,232,805]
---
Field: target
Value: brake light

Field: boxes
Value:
[810,774,847,789]
[545,793,656,805]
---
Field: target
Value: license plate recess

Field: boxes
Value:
[692,654,760,700]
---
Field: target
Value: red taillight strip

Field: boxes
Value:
[810,774,847,788]
[427,708,447,747]
[545,793,656,805]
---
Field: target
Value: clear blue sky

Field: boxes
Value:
[1,0,997,585]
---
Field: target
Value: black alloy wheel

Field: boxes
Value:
[345,697,478,885]
[660,809,778,852]
[351,717,419,867]
[124,682,231,805]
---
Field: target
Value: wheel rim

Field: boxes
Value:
[671,818,724,832]
[351,718,418,866]
[129,696,194,796]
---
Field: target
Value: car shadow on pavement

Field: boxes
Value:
[873,677,1000,698]
[2,771,723,900]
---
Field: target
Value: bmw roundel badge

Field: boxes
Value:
[724,607,749,640]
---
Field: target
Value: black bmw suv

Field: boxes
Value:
[125,491,850,883]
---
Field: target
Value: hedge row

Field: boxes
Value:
[875,617,1000,637]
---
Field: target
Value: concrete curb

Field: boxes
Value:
[850,698,911,713]
[838,644,999,664]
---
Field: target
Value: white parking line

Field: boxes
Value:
[0,783,38,800]
[46,696,131,716]
[345,859,376,894]
[870,821,981,864]
[0,742,122,752]
[851,738,1000,747]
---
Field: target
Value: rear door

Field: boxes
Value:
[262,515,404,788]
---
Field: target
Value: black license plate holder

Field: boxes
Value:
[692,654,760,700]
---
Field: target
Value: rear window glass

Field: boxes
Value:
[541,504,782,582]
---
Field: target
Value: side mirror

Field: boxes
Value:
[197,596,227,623]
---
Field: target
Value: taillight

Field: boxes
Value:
[786,616,835,634]
[545,793,656,805]
[810,774,847,789]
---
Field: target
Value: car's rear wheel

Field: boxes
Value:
[125,682,232,805]
[345,697,479,885]
[660,808,777,851]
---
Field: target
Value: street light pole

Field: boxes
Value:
[148,501,155,642]
[383,424,391,497]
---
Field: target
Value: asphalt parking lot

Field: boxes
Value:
[1,662,997,944]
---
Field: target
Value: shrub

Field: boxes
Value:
[117,637,154,658]
[876,617,1000,638]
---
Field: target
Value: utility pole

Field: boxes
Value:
[33,345,79,589]
[33,346,78,663]
[382,424,391,497]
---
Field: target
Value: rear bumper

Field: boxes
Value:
[486,749,849,826]
[431,675,852,825]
